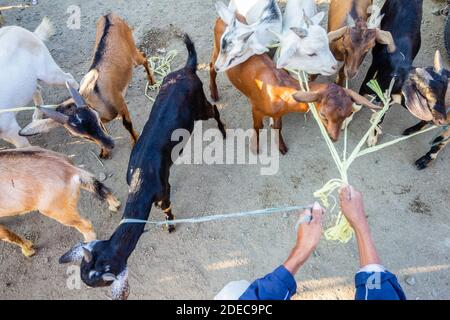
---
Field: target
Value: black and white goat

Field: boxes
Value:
[0,18,78,147]
[59,35,226,300]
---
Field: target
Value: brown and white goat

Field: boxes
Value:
[210,17,380,154]
[0,147,120,257]
[328,0,396,85]
[21,13,156,158]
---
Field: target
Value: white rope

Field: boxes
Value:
[120,205,312,227]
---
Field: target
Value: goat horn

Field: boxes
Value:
[328,26,347,42]
[292,91,322,103]
[434,50,444,75]
[82,247,93,263]
[102,273,118,282]
[343,88,381,110]
[375,29,396,53]
[290,27,308,39]
[66,81,88,108]
[303,9,313,28]
[38,107,69,124]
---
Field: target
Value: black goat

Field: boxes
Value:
[360,0,449,170]
[59,34,226,300]
[360,0,423,97]
[401,52,449,169]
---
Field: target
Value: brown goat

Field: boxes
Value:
[328,0,395,85]
[37,13,156,159]
[0,147,120,257]
[210,18,380,154]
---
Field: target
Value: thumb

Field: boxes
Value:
[311,202,323,224]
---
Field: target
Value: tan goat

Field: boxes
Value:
[0,147,120,257]
[23,13,156,159]
[328,0,395,85]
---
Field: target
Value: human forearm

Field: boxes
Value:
[354,223,382,267]
[283,246,311,275]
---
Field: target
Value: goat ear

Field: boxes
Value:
[367,11,384,29]
[347,14,356,27]
[19,119,61,137]
[39,107,70,124]
[267,28,283,41]
[110,269,130,300]
[415,68,434,83]
[66,82,87,108]
[434,50,444,75]
[292,91,322,103]
[216,1,234,25]
[328,26,347,42]
[302,9,313,28]
[344,88,381,110]
[375,29,396,53]
[59,242,86,264]
[59,241,98,264]
[290,27,308,39]
[251,39,269,54]
[79,69,99,96]
[82,248,93,263]
[311,11,325,26]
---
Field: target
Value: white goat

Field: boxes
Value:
[214,0,282,72]
[275,0,337,76]
[0,18,78,148]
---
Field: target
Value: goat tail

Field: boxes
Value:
[78,169,121,213]
[79,69,99,96]
[34,17,55,42]
[183,33,198,72]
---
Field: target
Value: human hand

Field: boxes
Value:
[294,202,325,257]
[284,202,324,275]
[339,185,368,232]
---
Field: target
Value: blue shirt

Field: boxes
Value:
[239,265,406,300]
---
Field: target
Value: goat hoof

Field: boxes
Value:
[415,156,431,170]
[21,243,36,258]
[402,128,416,136]
[210,91,219,102]
[163,224,176,233]
[279,144,288,155]
[99,151,112,160]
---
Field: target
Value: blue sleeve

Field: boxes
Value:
[355,271,407,300]
[239,266,297,300]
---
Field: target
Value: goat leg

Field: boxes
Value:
[0,225,35,257]
[0,114,31,148]
[41,207,96,242]
[136,51,156,86]
[403,120,428,136]
[415,126,449,170]
[336,65,346,86]
[271,117,288,155]
[213,105,226,138]
[114,95,139,144]
[157,198,176,234]
[209,45,220,102]
[251,109,264,155]
[32,87,44,120]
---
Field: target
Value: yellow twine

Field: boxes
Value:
[293,72,439,243]
[144,50,178,102]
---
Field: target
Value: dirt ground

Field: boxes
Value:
[0,0,449,300]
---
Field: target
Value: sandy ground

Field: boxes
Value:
[0,0,449,300]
